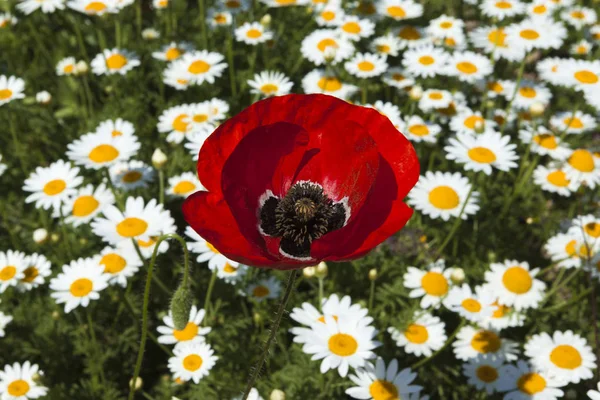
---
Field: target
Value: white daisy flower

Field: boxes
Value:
[220,0,249,14]
[345,52,388,78]
[151,42,193,62]
[0,312,12,337]
[560,59,600,92]
[403,259,452,308]
[407,171,480,221]
[185,131,212,161]
[158,306,211,347]
[426,14,464,39]
[167,172,204,199]
[346,358,422,400]
[216,261,248,284]
[469,26,526,62]
[445,131,519,175]
[0,251,27,294]
[382,67,414,90]
[17,0,65,14]
[0,75,25,106]
[168,342,218,383]
[67,130,140,170]
[589,383,600,400]
[0,154,6,177]
[337,15,375,41]
[0,361,47,399]
[479,301,526,331]
[569,214,600,245]
[561,6,597,29]
[0,13,18,28]
[504,80,552,110]
[96,245,143,287]
[526,0,556,19]
[443,284,495,323]
[388,312,447,357]
[91,197,169,245]
[91,48,140,76]
[167,50,227,86]
[122,209,177,259]
[444,51,493,83]
[23,159,82,211]
[207,10,232,27]
[450,109,497,136]
[56,57,77,76]
[162,62,194,90]
[247,276,281,302]
[248,71,294,97]
[290,294,369,330]
[480,0,524,20]
[295,316,380,377]
[395,25,430,49]
[49,258,110,313]
[518,126,571,160]
[483,260,546,311]
[462,355,508,395]
[399,115,441,143]
[563,148,600,189]
[544,231,590,269]
[67,0,117,15]
[207,98,229,121]
[95,118,136,138]
[453,326,519,361]
[505,18,567,51]
[550,111,597,134]
[300,29,354,66]
[186,101,217,134]
[402,45,448,78]
[371,33,401,56]
[376,0,423,20]
[157,104,194,144]
[537,57,569,87]
[315,5,344,27]
[365,100,401,127]
[184,226,232,270]
[302,69,358,100]
[109,160,155,191]
[497,360,565,399]
[571,40,592,56]
[533,165,580,197]
[17,253,51,291]
[418,89,453,111]
[234,22,273,45]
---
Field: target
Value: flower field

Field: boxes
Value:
[1,0,600,399]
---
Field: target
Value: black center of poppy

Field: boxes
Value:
[259,182,347,259]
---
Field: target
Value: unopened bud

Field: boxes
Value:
[260,14,271,26]
[142,28,160,40]
[270,389,285,400]
[253,312,262,325]
[529,102,545,117]
[450,267,465,284]
[75,60,88,75]
[526,217,534,224]
[33,228,48,244]
[170,283,193,331]
[152,148,168,169]
[36,91,51,104]
[474,119,484,133]
[315,261,328,278]
[303,266,316,278]
[31,372,42,384]
[79,238,88,245]
[129,377,143,391]
[409,85,423,100]
[50,233,60,243]
[368,268,377,281]
[51,310,60,320]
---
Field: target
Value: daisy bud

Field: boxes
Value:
[368,268,377,281]
[486,99,495,109]
[33,228,48,244]
[270,389,285,400]
[129,377,143,391]
[303,266,316,278]
[474,120,484,134]
[529,102,545,117]
[50,233,60,243]
[79,238,88,245]
[152,148,168,169]
[35,91,51,104]
[409,85,423,100]
[315,261,328,279]
[31,372,43,384]
[253,312,262,325]
[450,267,465,284]
[51,311,60,320]
[170,283,193,331]
[526,217,534,224]
[142,28,160,40]
[260,14,271,26]
[75,60,88,75]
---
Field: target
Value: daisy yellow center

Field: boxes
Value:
[565,240,577,257]
[137,237,156,248]
[317,315,339,323]
[174,181,196,194]
[517,373,546,395]
[165,47,182,61]
[321,11,335,20]
[188,60,211,74]
[100,253,127,274]
[418,55,434,65]
[183,354,203,371]
[428,92,442,100]
[492,302,509,318]
[457,61,477,74]
[392,73,405,81]
[502,266,532,294]
[0,89,13,100]
[116,217,148,237]
[409,124,429,136]
[398,26,420,40]
[550,344,582,369]
[462,298,482,313]
[122,171,142,183]
[571,10,585,19]
[112,130,122,137]
[547,170,569,187]
[206,242,219,254]
[386,6,406,18]
[520,29,540,40]
[89,144,120,163]
[193,114,208,123]
[0,266,16,281]
[440,21,453,29]
[22,267,39,283]
[43,179,66,196]
[260,83,279,94]
[377,44,391,53]
[428,186,459,210]
[158,0,168,6]
[488,29,507,46]
[574,70,598,84]
[405,323,429,344]
[577,45,587,54]
[223,263,238,273]
[253,285,270,297]
[533,5,546,13]
[468,147,496,164]
[495,1,512,8]
[445,38,456,46]
[358,61,375,71]
[342,22,361,34]
[225,0,240,7]
[476,365,499,383]
[317,77,342,92]
[214,14,227,23]
[85,1,106,12]
[519,87,537,98]
[464,115,484,129]
[471,330,501,353]
[369,380,399,400]
[246,29,262,38]
[533,134,557,149]
[585,222,600,238]
[64,65,74,73]
[7,380,30,396]
[106,54,127,70]
[317,38,337,52]
[173,322,199,341]
[172,114,189,132]
[420,271,449,296]
[356,1,376,15]
[72,195,100,217]
[70,278,93,297]
[568,149,594,172]
[275,0,296,4]
[328,333,358,356]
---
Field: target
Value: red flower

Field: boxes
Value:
[183,94,419,269]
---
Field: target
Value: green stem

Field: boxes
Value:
[71,16,89,63]
[136,0,142,37]
[197,0,207,47]
[541,287,592,313]
[242,270,299,400]
[368,279,375,310]
[131,239,171,296]
[127,233,189,400]
[59,208,74,260]
[8,112,27,172]
[541,268,580,306]
[158,169,165,204]
[361,82,368,104]
[203,268,218,315]
[227,33,237,98]
[87,310,107,385]
[411,320,466,369]
[499,54,527,136]
[318,277,324,311]
[115,19,122,47]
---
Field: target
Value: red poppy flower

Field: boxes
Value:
[183,94,419,269]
